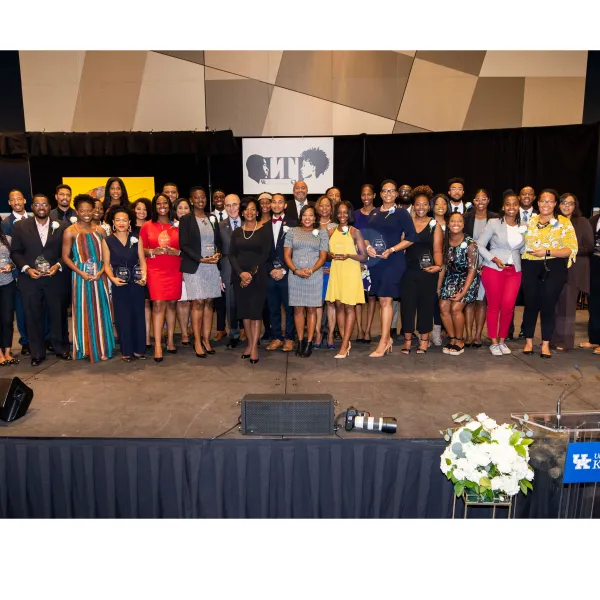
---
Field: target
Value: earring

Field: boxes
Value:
[128,225,132,233]
[112,224,117,232]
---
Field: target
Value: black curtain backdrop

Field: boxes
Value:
[0,437,566,518]
[3,124,598,214]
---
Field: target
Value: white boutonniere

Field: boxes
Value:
[129,236,138,248]
[312,229,320,238]
[282,225,290,234]
[549,218,558,227]
[460,241,468,249]
[341,226,349,235]
[429,219,437,231]
[51,221,60,234]
[209,215,216,225]
[465,202,473,210]
[173,221,180,228]
[384,206,396,219]
[518,225,528,234]
[69,216,77,224]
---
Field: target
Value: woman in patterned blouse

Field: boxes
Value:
[521,189,578,358]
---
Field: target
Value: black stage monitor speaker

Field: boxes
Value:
[0,377,34,423]
[241,394,334,436]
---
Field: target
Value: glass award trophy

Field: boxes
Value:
[372,237,387,256]
[35,255,51,275]
[203,243,216,258]
[419,251,433,269]
[158,230,170,249]
[0,256,10,272]
[273,257,283,269]
[83,259,98,278]
[133,263,143,282]
[116,266,130,282]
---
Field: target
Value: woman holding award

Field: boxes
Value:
[399,186,441,354]
[140,193,182,362]
[364,179,418,358]
[62,194,115,363]
[179,186,222,358]
[102,207,147,362]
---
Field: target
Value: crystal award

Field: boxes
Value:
[116,266,130,282]
[83,259,98,278]
[273,258,283,269]
[0,256,10,272]
[372,237,387,256]
[203,243,216,258]
[133,263,143,281]
[35,255,51,275]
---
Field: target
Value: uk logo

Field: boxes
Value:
[572,454,592,470]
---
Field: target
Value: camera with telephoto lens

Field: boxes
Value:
[344,406,397,434]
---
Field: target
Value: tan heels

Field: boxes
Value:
[334,342,351,359]
[369,340,393,358]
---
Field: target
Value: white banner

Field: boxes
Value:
[242,137,334,194]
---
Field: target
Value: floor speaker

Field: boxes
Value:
[241,394,334,436]
[0,377,34,423]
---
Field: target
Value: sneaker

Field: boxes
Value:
[489,344,503,356]
[431,325,442,346]
[498,342,512,355]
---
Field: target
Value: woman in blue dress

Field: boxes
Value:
[364,179,419,358]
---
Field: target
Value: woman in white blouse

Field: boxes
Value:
[477,191,525,356]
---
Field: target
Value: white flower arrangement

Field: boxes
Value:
[465,202,473,210]
[51,221,60,234]
[440,412,535,500]
[312,229,320,238]
[70,216,78,224]
[341,226,349,235]
[460,241,467,249]
[130,236,138,248]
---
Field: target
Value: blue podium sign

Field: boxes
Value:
[563,442,600,483]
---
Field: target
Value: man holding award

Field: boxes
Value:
[10,193,71,366]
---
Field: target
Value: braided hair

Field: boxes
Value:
[0,219,10,250]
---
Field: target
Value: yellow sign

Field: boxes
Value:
[61,177,156,205]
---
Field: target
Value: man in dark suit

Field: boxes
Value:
[284,180,310,225]
[10,194,71,366]
[219,194,243,348]
[211,188,228,340]
[1,188,32,355]
[265,193,295,352]
[49,183,77,223]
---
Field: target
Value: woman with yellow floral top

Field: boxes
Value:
[521,189,578,358]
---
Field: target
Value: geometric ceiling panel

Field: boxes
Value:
[416,51,487,76]
[204,67,246,81]
[398,59,478,131]
[463,77,525,131]
[275,51,334,102]
[133,52,205,131]
[206,78,273,136]
[332,51,413,120]
[332,103,395,135]
[393,121,430,134]
[393,51,417,57]
[522,77,586,128]
[480,51,588,78]
[154,51,205,66]
[204,51,283,85]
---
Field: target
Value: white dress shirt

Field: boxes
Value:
[450,201,464,214]
[229,216,240,230]
[295,199,308,216]
[13,211,28,221]
[272,215,283,245]
[213,209,227,222]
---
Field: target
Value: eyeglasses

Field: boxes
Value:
[32,203,49,208]
[560,201,575,207]
[381,189,397,194]
[225,203,240,208]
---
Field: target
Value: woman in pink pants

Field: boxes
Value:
[477,192,526,356]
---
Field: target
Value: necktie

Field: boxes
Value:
[523,211,529,223]
[232,220,238,230]
[218,211,223,221]
[272,216,283,223]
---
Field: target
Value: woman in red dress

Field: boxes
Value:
[140,194,182,362]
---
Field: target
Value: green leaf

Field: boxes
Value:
[520,481,528,495]
[454,481,465,496]
[520,438,534,446]
[514,444,526,458]
[523,479,534,491]
[446,458,451,465]
[509,431,520,446]
[479,477,491,489]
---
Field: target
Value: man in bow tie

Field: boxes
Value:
[448,177,466,214]
[266,194,295,352]
[211,188,228,340]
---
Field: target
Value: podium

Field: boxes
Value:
[511,411,600,518]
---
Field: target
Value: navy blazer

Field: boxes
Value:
[1,213,31,236]
[269,217,292,274]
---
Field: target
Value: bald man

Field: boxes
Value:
[219,194,243,347]
[285,181,309,225]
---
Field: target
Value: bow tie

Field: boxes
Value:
[272,217,283,223]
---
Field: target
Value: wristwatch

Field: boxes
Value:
[391,246,397,253]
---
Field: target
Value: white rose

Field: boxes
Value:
[209,215,216,224]
[283,225,289,233]
[342,226,349,233]
[312,229,319,237]
[173,221,179,228]
[51,221,59,230]
[130,236,138,245]
[550,218,558,226]
[429,219,436,228]
[69,216,77,224]
[465,202,473,210]
[453,468,466,481]
[460,241,467,249]
[465,421,481,432]
[491,425,513,445]
[482,418,497,431]
[476,413,489,422]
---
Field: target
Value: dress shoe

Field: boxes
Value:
[267,339,283,351]
[226,337,240,349]
[21,344,31,356]
[57,352,72,361]
[31,357,45,367]
[46,340,54,352]
[214,330,227,342]
[282,339,295,352]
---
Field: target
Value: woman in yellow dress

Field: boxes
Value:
[326,201,368,358]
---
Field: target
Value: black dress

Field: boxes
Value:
[105,233,146,356]
[230,224,272,320]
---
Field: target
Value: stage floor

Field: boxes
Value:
[1,308,599,440]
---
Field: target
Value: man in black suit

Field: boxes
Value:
[10,194,71,366]
[265,194,295,352]
[219,194,243,348]
[49,184,77,223]
[211,188,228,340]
[285,180,309,225]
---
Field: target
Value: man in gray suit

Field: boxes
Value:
[219,194,243,348]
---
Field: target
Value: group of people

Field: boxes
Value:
[0,175,597,367]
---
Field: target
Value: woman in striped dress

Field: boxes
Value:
[62,194,115,362]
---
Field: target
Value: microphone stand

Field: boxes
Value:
[556,365,584,429]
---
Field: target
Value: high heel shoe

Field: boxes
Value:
[201,341,216,355]
[195,352,207,359]
[301,341,314,358]
[334,342,351,359]
[154,356,163,363]
[417,336,429,354]
[369,340,393,358]
[241,353,251,359]
[401,336,412,355]
[296,340,306,356]
[250,358,259,364]
[167,347,178,354]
